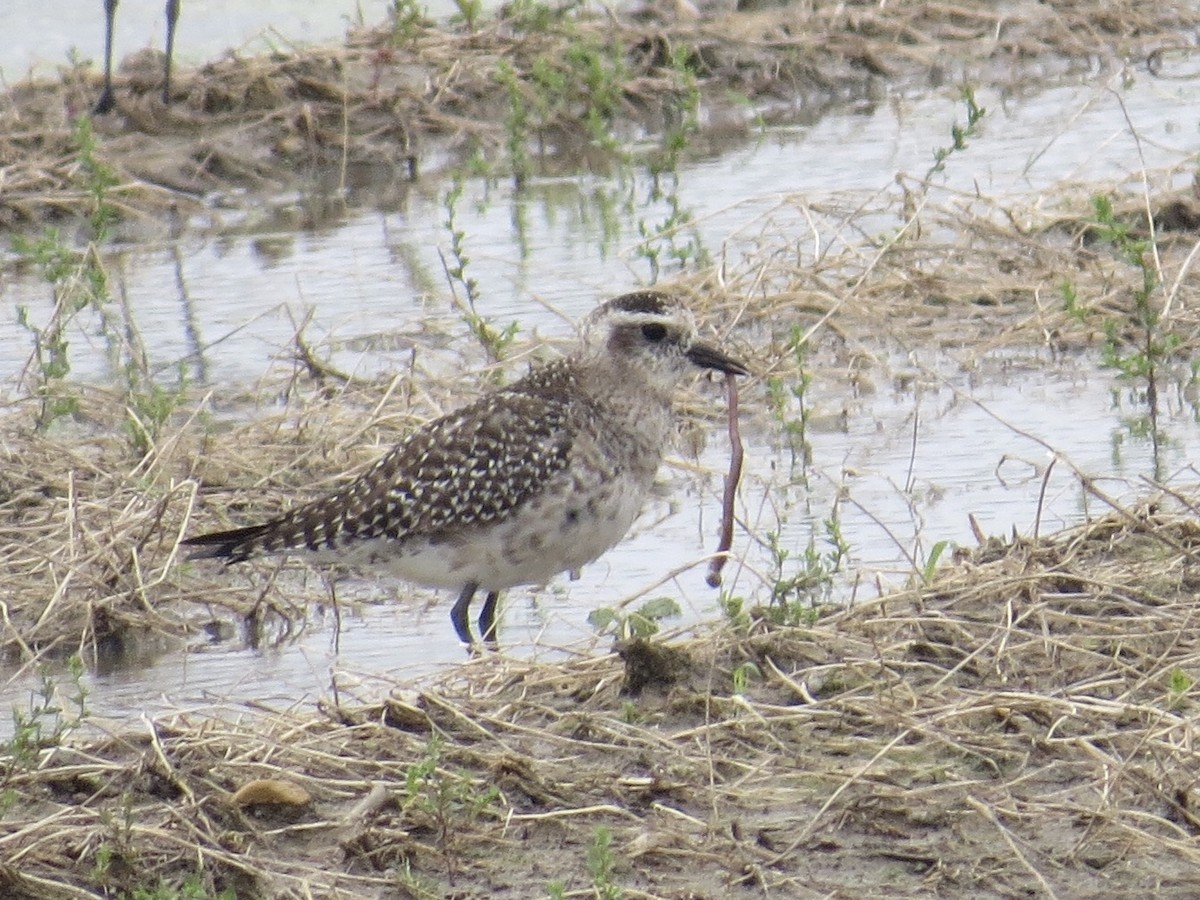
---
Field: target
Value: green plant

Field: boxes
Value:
[562,40,627,153]
[720,593,751,633]
[14,118,184,447]
[92,798,140,890]
[507,0,557,32]
[588,596,682,640]
[491,25,632,181]
[498,60,533,186]
[451,0,483,29]
[1065,194,1173,464]
[635,175,708,282]
[920,539,951,585]
[122,352,189,457]
[764,504,847,626]
[441,181,520,365]
[13,228,108,428]
[653,45,702,175]
[401,733,501,884]
[2,655,89,788]
[1168,668,1193,709]
[926,85,986,179]
[587,826,621,900]
[1061,279,1088,324]
[442,180,480,306]
[128,871,236,900]
[74,116,120,242]
[390,0,427,43]
[731,661,761,695]
[1092,195,1169,382]
[764,324,814,467]
[619,700,643,724]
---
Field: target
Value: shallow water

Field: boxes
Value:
[3,0,393,84]
[3,24,1199,736]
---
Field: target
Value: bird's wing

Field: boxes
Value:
[183,372,575,562]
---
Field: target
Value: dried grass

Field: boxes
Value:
[1,0,1197,226]
[678,177,1200,368]
[6,503,1200,897]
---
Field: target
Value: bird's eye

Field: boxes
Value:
[641,323,668,343]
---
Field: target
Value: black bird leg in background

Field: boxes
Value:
[94,0,119,114]
[162,0,180,104]
[94,0,182,113]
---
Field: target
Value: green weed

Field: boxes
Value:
[927,85,986,179]
[1061,279,1087,325]
[563,40,627,153]
[14,118,185,448]
[129,872,236,900]
[451,0,483,30]
[547,825,625,899]
[654,45,702,175]
[75,116,120,242]
[390,0,428,43]
[13,229,107,428]
[442,180,480,307]
[720,593,752,633]
[496,28,630,182]
[441,181,519,365]
[635,175,708,282]
[764,324,814,467]
[124,361,189,457]
[1091,195,1169,385]
[920,539,951,585]
[587,826,621,900]
[498,60,533,186]
[764,502,848,625]
[401,733,501,885]
[588,596,681,640]
[731,660,761,695]
[2,655,90,804]
[1168,668,1193,709]
[1062,194,1173,467]
[507,0,558,32]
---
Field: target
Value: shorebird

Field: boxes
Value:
[95,0,181,113]
[182,291,749,644]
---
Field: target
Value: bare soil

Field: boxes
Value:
[4,1,1200,897]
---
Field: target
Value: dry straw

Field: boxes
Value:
[1,0,1197,225]
[6,502,1200,897]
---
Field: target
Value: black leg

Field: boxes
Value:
[450,583,477,645]
[94,0,120,114]
[162,0,180,104]
[478,591,500,644]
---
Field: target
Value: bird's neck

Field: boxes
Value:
[580,361,676,450]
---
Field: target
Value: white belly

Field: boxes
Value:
[320,468,653,593]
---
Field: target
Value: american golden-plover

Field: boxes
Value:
[182,291,749,643]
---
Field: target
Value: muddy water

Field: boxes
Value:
[3,53,1199,734]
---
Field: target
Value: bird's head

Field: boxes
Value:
[578,291,748,393]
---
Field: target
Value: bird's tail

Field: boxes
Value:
[180,522,277,562]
